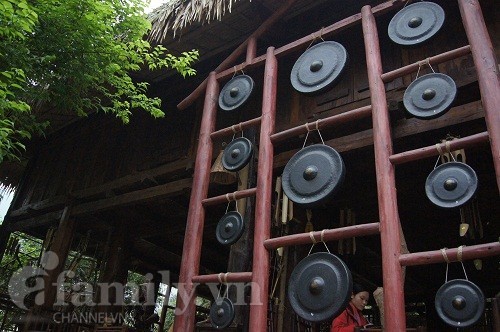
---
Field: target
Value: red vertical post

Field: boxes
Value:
[249,47,277,332]
[361,6,406,331]
[173,72,219,332]
[458,0,500,191]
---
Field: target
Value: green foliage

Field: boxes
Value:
[0,0,199,161]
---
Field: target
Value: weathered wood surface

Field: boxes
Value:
[274,100,485,168]
[7,99,485,229]
[8,158,192,219]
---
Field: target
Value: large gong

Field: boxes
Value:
[216,211,244,245]
[435,279,485,328]
[290,41,348,94]
[388,2,445,46]
[425,162,478,208]
[218,75,254,111]
[210,297,235,329]
[403,73,456,119]
[282,144,345,207]
[288,252,352,322]
[222,137,253,172]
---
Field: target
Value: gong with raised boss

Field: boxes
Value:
[388,1,445,46]
[210,297,235,329]
[218,75,255,111]
[403,73,457,119]
[435,279,485,328]
[216,211,245,245]
[425,162,478,208]
[222,137,253,172]
[288,252,352,322]
[282,144,345,207]
[290,41,348,94]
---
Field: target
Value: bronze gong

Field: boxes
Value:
[210,297,235,329]
[403,73,456,119]
[290,41,348,94]
[218,75,254,111]
[222,137,253,172]
[425,162,478,208]
[216,211,244,245]
[388,1,445,46]
[288,252,352,322]
[435,279,485,328]
[282,144,345,207]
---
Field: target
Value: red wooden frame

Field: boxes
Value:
[173,1,500,331]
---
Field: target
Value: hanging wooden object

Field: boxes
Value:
[210,150,237,185]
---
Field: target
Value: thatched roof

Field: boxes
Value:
[148,0,248,43]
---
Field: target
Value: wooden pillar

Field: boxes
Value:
[361,6,406,331]
[42,206,75,309]
[458,0,500,191]
[246,37,257,64]
[0,225,12,264]
[173,72,219,332]
[249,46,277,332]
[492,294,500,332]
[96,221,132,320]
[158,282,173,331]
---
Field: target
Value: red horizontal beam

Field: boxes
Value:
[192,272,253,283]
[216,1,405,82]
[389,131,489,165]
[201,0,407,89]
[381,45,471,83]
[270,105,372,144]
[264,223,380,250]
[399,242,500,266]
[202,188,257,206]
[211,117,262,140]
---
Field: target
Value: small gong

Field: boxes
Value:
[435,279,485,328]
[222,137,253,172]
[290,41,348,94]
[288,252,352,322]
[219,75,254,111]
[388,2,445,46]
[282,144,345,207]
[210,297,235,329]
[425,162,478,208]
[403,73,456,119]
[216,211,244,245]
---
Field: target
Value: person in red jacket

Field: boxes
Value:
[331,283,371,332]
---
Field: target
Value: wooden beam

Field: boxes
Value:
[42,206,75,309]
[264,223,380,250]
[8,157,192,219]
[7,211,63,231]
[71,178,192,216]
[274,100,484,168]
[381,45,471,83]
[400,242,500,266]
[214,0,406,82]
[390,131,489,165]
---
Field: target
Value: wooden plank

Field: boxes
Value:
[71,178,192,215]
[7,211,63,231]
[274,100,484,168]
[8,158,192,219]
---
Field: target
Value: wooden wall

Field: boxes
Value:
[11,108,197,210]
